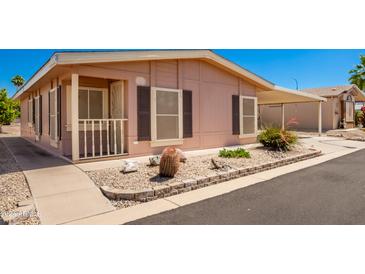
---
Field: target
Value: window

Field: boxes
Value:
[151,87,183,143]
[28,98,33,124]
[78,88,105,119]
[240,96,257,136]
[34,96,40,135]
[49,88,58,143]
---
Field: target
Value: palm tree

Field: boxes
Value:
[11,75,25,89]
[349,55,365,91]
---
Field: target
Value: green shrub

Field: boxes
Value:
[355,110,364,127]
[218,148,251,158]
[257,127,297,151]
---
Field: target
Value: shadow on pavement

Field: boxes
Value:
[1,137,70,172]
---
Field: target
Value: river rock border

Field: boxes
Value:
[100,149,321,202]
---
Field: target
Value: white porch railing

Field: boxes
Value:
[78,119,128,160]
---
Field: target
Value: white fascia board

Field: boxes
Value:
[274,85,327,102]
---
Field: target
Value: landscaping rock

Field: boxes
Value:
[210,158,222,169]
[121,160,139,173]
[176,148,187,162]
[149,155,161,166]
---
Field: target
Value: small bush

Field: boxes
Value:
[218,148,251,158]
[355,110,364,127]
[257,127,297,151]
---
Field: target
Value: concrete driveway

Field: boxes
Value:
[129,146,365,225]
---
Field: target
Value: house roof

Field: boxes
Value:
[12,50,326,103]
[13,50,273,99]
[301,84,365,101]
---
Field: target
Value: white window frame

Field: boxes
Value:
[239,95,258,138]
[49,87,58,147]
[78,86,108,120]
[151,87,183,147]
[66,86,108,131]
[28,97,33,126]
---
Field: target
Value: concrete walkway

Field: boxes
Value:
[2,137,114,224]
[67,136,365,224]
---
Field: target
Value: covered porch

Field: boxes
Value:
[68,74,128,161]
[257,86,327,134]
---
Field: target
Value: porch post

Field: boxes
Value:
[318,101,322,136]
[281,103,285,130]
[71,74,79,161]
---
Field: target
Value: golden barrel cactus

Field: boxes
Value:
[159,147,180,177]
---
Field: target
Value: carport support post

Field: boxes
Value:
[281,103,285,130]
[71,74,79,161]
[318,101,322,136]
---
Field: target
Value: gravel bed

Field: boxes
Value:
[111,200,141,209]
[0,139,40,225]
[87,145,312,209]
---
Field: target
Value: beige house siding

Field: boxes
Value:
[20,59,259,159]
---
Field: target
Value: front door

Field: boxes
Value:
[345,100,355,128]
[110,81,124,153]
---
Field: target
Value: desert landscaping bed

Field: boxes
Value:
[87,145,321,209]
[0,139,40,225]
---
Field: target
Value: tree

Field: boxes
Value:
[0,89,20,133]
[11,75,25,88]
[349,55,365,91]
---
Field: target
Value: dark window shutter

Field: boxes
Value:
[232,95,240,135]
[183,90,193,138]
[57,86,62,139]
[48,91,50,135]
[32,98,35,124]
[137,86,151,141]
[39,95,43,135]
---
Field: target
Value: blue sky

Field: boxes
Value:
[0,49,364,96]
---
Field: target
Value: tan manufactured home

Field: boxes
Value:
[260,85,365,131]
[14,50,325,162]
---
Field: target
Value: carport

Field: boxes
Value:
[257,86,327,134]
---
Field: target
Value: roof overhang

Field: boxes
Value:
[13,50,276,100]
[257,86,327,105]
[349,85,365,102]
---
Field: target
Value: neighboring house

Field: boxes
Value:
[13,50,325,162]
[260,85,365,131]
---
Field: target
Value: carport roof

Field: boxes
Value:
[257,86,326,105]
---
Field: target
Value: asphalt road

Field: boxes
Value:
[129,149,365,225]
